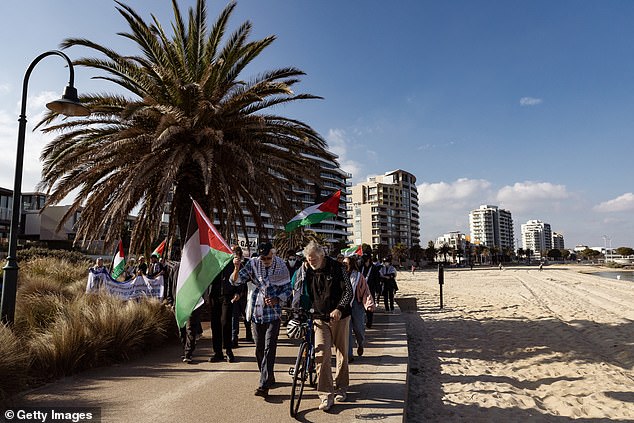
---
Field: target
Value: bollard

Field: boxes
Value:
[438,263,444,309]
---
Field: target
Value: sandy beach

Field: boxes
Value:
[396,264,634,422]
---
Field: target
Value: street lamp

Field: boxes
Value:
[1,50,90,325]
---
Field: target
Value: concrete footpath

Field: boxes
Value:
[10,308,409,423]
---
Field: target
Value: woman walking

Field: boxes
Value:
[343,256,375,362]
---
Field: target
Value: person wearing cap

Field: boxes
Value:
[379,257,398,312]
[231,241,291,397]
[124,257,137,280]
[291,240,353,411]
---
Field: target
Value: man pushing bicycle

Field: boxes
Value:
[291,241,353,412]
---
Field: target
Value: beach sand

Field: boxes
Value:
[395,264,634,422]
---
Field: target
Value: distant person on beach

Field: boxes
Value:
[411,264,416,274]
[539,263,543,271]
[360,254,380,328]
[292,241,353,411]
[343,255,375,363]
[231,242,291,398]
[380,257,398,312]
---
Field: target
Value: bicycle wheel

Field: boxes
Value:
[308,350,317,387]
[290,341,308,417]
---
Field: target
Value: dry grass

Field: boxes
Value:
[1,254,178,402]
[0,325,30,403]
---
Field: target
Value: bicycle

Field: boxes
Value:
[284,307,322,417]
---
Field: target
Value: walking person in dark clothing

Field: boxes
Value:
[208,245,243,363]
[360,254,380,328]
[380,257,398,312]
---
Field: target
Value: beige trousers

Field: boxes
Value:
[314,316,350,400]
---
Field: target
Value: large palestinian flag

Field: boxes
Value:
[285,190,341,232]
[175,200,233,328]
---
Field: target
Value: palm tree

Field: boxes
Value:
[273,228,325,259]
[37,0,331,253]
[391,243,409,267]
[439,243,450,264]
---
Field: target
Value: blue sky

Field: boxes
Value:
[1,0,633,249]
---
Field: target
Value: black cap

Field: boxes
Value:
[257,242,273,256]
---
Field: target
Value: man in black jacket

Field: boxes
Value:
[208,245,242,363]
[293,241,353,412]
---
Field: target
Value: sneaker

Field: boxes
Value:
[254,387,268,397]
[208,354,224,363]
[357,345,364,357]
[335,391,347,402]
[182,356,192,363]
[318,396,334,411]
[226,351,235,363]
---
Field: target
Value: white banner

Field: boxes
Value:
[86,270,164,300]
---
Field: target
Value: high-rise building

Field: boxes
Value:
[552,232,565,249]
[348,169,420,253]
[219,149,351,253]
[521,220,553,258]
[468,205,514,250]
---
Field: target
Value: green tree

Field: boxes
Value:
[409,244,423,264]
[438,243,450,263]
[425,241,437,263]
[38,0,330,252]
[615,247,634,256]
[391,243,409,266]
[546,249,562,260]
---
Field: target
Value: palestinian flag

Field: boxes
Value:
[111,240,126,279]
[341,245,363,257]
[285,190,341,232]
[175,200,233,328]
[151,239,167,258]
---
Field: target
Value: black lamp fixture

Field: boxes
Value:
[1,50,90,325]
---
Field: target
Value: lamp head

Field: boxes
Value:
[46,85,90,117]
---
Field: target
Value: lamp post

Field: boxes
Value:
[1,50,90,325]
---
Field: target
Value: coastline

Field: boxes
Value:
[397,264,634,421]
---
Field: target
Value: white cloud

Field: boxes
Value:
[418,178,492,209]
[496,181,570,213]
[519,97,543,106]
[594,193,634,213]
[0,83,10,94]
[0,90,58,191]
[326,128,365,182]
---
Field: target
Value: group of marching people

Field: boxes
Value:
[177,240,398,413]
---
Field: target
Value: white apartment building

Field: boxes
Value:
[435,231,467,263]
[521,219,553,259]
[349,169,420,253]
[468,205,514,250]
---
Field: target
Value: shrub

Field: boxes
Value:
[17,247,91,266]
[0,324,30,404]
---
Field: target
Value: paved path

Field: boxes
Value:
[12,309,408,423]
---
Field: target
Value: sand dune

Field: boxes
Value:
[396,265,634,422]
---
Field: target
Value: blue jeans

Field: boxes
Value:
[252,319,281,389]
[348,300,366,357]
